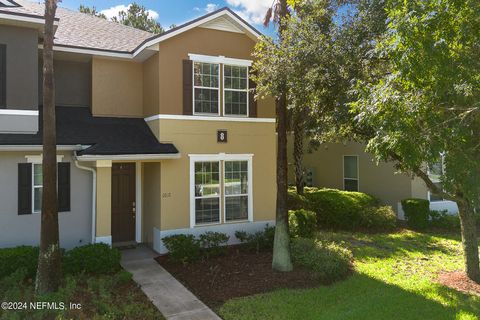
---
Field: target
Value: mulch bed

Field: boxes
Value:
[437,271,480,296]
[156,247,320,308]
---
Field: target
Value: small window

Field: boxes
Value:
[193,62,219,115]
[224,160,249,221]
[0,44,6,108]
[194,161,220,224]
[343,155,359,192]
[32,163,43,213]
[224,65,248,116]
[428,158,444,202]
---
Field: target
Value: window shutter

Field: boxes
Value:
[18,163,32,215]
[183,59,193,115]
[248,76,257,118]
[57,162,70,212]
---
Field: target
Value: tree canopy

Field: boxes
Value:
[79,3,164,34]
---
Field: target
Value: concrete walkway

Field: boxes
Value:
[121,245,221,320]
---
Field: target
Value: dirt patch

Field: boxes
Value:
[437,271,480,296]
[156,248,320,308]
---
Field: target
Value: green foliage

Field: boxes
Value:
[429,210,461,230]
[289,209,317,238]
[290,237,352,283]
[63,244,121,275]
[235,225,275,253]
[79,5,107,19]
[401,198,430,230]
[112,3,164,34]
[163,234,201,264]
[0,246,39,279]
[199,231,230,258]
[359,206,397,231]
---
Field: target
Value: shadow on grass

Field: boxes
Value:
[316,229,463,261]
[218,272,479,320]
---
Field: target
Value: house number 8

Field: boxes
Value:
[217,130,228,143]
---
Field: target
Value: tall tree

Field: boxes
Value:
[36,0,61,295]
[112,3,164,34]
[259,0,293,272]
[79,5,107,19]
[351,0,480,281]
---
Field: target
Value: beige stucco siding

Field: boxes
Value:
[142,162,162,245]
[148,118,276,231]
[143,53,160,117]
[288,141,413,210]
[91,57,143,117]
[96,164,112,237]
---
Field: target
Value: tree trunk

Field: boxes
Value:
[457,200,480,282]
[35,0,61,295]
[272,91,293,272]
[293,113,305,195]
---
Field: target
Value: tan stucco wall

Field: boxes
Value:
[91,57,143,117]
[141,27,276,118]
[288,140,413,210]
[142,162,162,244]
[411,176,429,200]
[96,163,112,237]
[148,118,276,231]
[143,53,160,117]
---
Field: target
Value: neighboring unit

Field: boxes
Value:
[287,141,459,218]
[0,0,276,252]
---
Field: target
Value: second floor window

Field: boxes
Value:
[193,62,220,115]
[224,65,248,116]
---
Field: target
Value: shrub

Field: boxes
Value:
[199,232,230,258]
[0,246,39,279]
[63,243,121,275]
[289,209,317,238]
[291,238,352,283]
[359,206,397,231]
[235,225,275,253]
[401,198,430,230]
[163,234,201,264]
[429,210,461,230]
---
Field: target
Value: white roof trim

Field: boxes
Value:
[0,109,38,116]
[76,153,181,161]
[145,114,275,123]
[132,10,261,59]
[0,12,59,26]
[188,53,252,66]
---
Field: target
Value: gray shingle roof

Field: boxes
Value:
[2,0,155,52]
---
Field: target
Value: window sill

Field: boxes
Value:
[193,219,252,228]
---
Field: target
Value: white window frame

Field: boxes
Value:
[189,54,252,118]
[25,155,64,214]
[192,61,221,117]
[343,155,359,192]
[223,159,252,223]
[427,155,446,202]
[222,64,249,118]
[189,153,253,228]
[192,160,222,225]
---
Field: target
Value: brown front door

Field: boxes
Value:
[111,163,136,243]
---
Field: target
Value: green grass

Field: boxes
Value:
[219,230,480,320]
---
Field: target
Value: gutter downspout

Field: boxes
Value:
[74,153,97,244]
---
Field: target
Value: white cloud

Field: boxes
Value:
[193,3,219,14]
[205,3,219,13]
[100,4,159,21]
[225,0,271,25]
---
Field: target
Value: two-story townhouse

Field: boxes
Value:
[0,0,276,252]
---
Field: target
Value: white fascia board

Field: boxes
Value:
[0,109,38,116]
[0,145,85,151]
[145,114,275,123]
[188,53,252,67]
[76,153,181,161]
[40,44,133,60]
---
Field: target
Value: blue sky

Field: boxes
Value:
[59,0,276,36]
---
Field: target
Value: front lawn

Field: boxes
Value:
[219,230,480,320]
